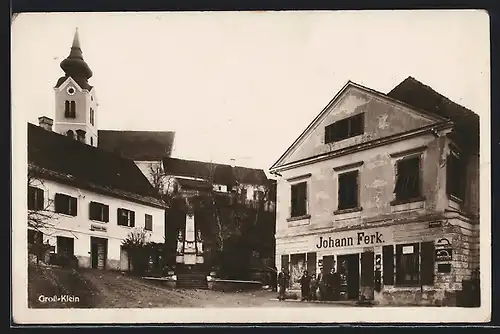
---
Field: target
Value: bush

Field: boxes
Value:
[48,253,78,268]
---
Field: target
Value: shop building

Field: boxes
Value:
[269,77,479,306]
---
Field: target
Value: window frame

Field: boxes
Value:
[325,113,365,144]
[28,186,45,211]
[337,170,360,211]
[117,208,135,228]
[89,201,109,223]
[145,214,153,231]
[395,243,420,287]
[392,154,423,204]
[446,149,466,202]
[290,181,308,218]
[54,193,78,216]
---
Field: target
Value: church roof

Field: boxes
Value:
[28,123,166,208]
[162,157,271,187]
[55,28,94,91]
[387,76,479,153]
[98,130,176,161]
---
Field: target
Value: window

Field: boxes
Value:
[290,181,307,218]
[65,100,76,118]
[57,236,74,257]
[145,214,153,231]
[337,170,359,210]
[90,108,95,126]
[70,101,76,117]
[393,156,421,202]
[117,208,135,227]
[54,193,78,216]
[325,113,364,144]
[394,242,435,286]
[90,137,93,146]
[447,152,466,200]
[28,186,44,210]
[89,201,109,222]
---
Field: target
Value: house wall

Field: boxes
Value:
[29,178,165,270]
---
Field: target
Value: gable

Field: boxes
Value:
[273,83,445,169]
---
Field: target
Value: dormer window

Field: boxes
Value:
[325,113,364,144]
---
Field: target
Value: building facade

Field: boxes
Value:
[269,77,479,306]
[28,29,167,271]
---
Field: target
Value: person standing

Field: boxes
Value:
[309,273,318,301]
[277,267,289,301]
[300,270,311,301]
[317,268,326,301]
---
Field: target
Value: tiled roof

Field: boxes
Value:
[387,76,479,152]
[162,157,271,187]
[28,123,166,208]
[98,130,176,161]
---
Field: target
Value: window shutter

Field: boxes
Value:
[395,244,402,285]
[71,197,78,216]
[89,202,93,219]
[383,245,394,285]
[420,241,435,285]
[36,189,44,210]
[103,205,109,222]
[302,182,307,215]
[130,211,135,227]
[28,187,35,210]
[54,193,62,212]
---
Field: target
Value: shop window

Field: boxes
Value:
[337,170,359,210]
[117,208,135,227]
[145,214,153,231]
[395,241,434,286]
[393,156,421,202]
[290,181,307,218]
[54,193,78,216]
[89,201,109,222]
[446,151,466,201]
[28,186,44,210]
[325,113,364,144]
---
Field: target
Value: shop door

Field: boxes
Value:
[337,254,360,300]
[322,255,335,273]
[91,237,108,270]
[360,251,375,300]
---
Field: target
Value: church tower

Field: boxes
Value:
[53,28,98,147]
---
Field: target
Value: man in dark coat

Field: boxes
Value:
[277,268,289,301]
[300,270,311,301]
[327,268,341,301]
[317,268,326,301]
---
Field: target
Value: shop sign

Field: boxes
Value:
[90,224,107,232]
[314,227,393,250]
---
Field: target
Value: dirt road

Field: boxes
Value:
[28,264,344,308]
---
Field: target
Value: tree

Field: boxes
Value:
[27,167,59,263]
[122,228,151,275]
[147,162,175,206]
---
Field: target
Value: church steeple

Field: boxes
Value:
[58,28,93,87]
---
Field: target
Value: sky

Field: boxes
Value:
[12,10,490,171]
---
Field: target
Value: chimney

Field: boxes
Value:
[38,116,53,131]
[230,158,236,168]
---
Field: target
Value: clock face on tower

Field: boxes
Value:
[67,86,76,95]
